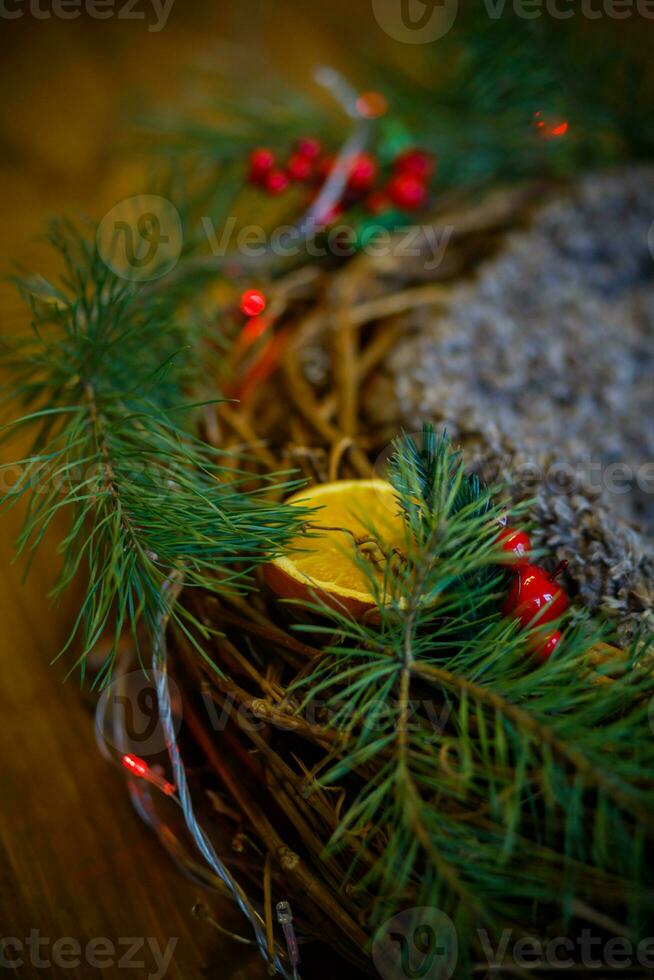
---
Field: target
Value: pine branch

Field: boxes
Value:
[291,428,654,960]
[138,17,654,220]
[1,222,307,680]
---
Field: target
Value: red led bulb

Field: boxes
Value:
[122,753,175,796]
[122,753,148,777]
[239,288,268,318]
[356,91,388,119]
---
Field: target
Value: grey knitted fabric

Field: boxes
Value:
[388,168,654,639]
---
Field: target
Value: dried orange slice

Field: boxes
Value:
[263,479,407,618]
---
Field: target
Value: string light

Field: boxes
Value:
[356,91,388,119]
[122,753,176,796]
[149,587,295,979]
[239,288,268,317]
[533,111,569,139]
[240,315,272,347]
[95,654,294,978]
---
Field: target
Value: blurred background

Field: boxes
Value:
[1,2,652,977]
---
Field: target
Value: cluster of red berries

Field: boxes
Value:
[497,526,569,663]
[247,138,321,197]
[247,138,434,215]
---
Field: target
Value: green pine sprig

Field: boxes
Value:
[1,221,306,683]
[290,427,654,964]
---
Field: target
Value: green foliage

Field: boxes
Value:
[375,10,654,187]
[0,222,306,682]
[292,427,654,962]
[142,14,654,215]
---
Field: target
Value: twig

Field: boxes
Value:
[411,661,654,828]
[281,349,370,478]
[342,283,449,328]
[183,695,372,957]
[210,606,322,661]
[217,403,280,472]
[331,279,359,438]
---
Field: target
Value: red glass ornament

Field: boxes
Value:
[528,630,562,663]
[287,153,313,181]
[394,149,435,179]
[387,173,428,210]
[347,153,378,193]
[497,526,531,565]
[296,136,322,159]
[264,169,290,195]
[239,288,267,317]
[502,564,569,627]
[248,147,275,184]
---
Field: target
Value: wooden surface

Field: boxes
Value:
[0,5,356,977]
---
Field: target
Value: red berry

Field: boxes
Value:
[287,153,313,181]
[347,152,378,193]
[502,564,569,627]
[528,630,562,663]
[239,288,267,317]
[497,527,531,566]
[248,147,275,184]
[394,149,435,180]
[264,169,290,195]
[296,136,322,159]
[387,173,428,211]
[365,191,391,215]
